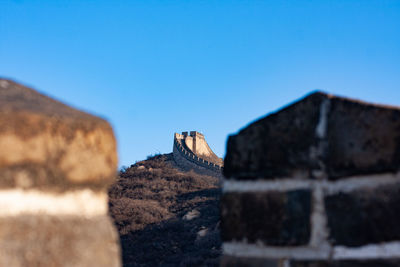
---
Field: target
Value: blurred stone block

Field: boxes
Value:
[0,78,121,267]
[325,183,400,247]
[0,215,120,267]
[224,92,326,179]
[224,91,400,180]
[326,97,400,180]
[221,90,400,265]
[0,79,117,190]
[221,190,311,246]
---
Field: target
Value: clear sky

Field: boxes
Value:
[1,0,399,167]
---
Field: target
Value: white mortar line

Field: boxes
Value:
[223,179,311,193]
[325,172,400,195]
[310,97,332,255]
[0,189,107,216]
[223,172,400,194]
[223,242,330,260]
[309,181,330,249]
[333,242,400,259]
[223,241,400,260]
[316,98,330,139]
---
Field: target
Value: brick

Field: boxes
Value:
[0,215,120,267]
[0,79,117,190]
[325,183,400,246]
[221,190,311,245]
[224,92,326,179]
[223,91,400,180]
[326,98,400,180]
[291,260,400,267]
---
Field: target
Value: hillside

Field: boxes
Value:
[108,153,222,266]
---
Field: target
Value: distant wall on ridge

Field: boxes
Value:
[173,131,223,177]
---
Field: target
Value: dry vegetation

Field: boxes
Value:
[108,153,221,266]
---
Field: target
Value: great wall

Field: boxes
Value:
[173,131,223,177]
[3,77,400,266]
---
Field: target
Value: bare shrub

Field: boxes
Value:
[110,197,171,234]
[108,153,221,266]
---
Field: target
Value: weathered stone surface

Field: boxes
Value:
[220,255,281,267]
[224,91,400,180]
[291,260,400,267]
[0,215,120,267]
[325,183,400,246]
[0,79,117,190]
[221,190,311,245]
[224,92,325,179]
[326,98,400,180]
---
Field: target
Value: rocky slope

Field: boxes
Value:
[108,153,221,266]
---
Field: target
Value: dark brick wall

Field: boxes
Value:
[221,91,400,266]
[221,190,311,246]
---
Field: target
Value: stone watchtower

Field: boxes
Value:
[182,131,205,157]
[173,131,223,176]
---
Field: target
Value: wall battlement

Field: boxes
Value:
[182,131,204,138]
[173,132,223,175]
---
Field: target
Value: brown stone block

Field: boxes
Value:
[291,260,400,267]
[224,92,326,179]
[0,79,117,190]
[326,97,400,180]
[221,190,311,245]
[0,214,121,267]
[325,183,400,246]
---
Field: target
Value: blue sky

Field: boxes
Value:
[1,0,399,167]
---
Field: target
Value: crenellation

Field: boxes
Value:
[190,131,204,138]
